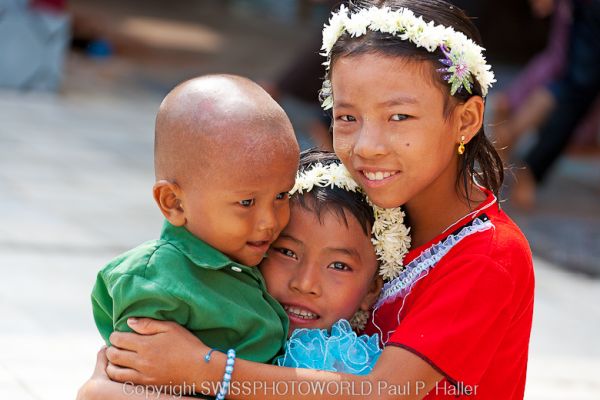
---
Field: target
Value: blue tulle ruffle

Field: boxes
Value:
[276,319,382,375]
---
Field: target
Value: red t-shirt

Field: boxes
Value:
[365,190,534,399]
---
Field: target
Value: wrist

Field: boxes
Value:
[192,348,228,395]
[215,349,236,400]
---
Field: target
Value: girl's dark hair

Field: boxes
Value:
[327,0,504,198]
[294,149,374,236]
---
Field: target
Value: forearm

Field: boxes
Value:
[106,320,440,399]
[79,379,198,400]
[192,347,441,400]
[196,351,368,400]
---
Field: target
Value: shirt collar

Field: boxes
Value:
[402,188,498,265]
[159,220,250,271]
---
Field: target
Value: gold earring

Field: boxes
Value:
[349,309,370,331]
[458,135,466,155]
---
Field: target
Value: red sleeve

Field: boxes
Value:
[386,253,515,386]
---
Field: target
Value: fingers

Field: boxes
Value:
[93,346,108,376]
[110,318,174,350]
[106,346,139,370]
[127,317,173,335]
[109,331,145,352]
[106,361,143,384]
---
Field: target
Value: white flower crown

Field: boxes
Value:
[290,162,411,281]
[319,5,496,110]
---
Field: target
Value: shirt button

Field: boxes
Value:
[231,266,242,272]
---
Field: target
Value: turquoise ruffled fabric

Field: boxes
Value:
[276,319,382,375]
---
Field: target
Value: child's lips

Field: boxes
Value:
[283,304,320,325]
[246,240,270,253]
[358,168,401,188]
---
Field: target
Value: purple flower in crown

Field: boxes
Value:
[437,44,474,95]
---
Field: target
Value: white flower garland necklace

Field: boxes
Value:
[290,162,411,281]
[319,5,496,110]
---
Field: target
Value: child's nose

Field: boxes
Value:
[257,206,277,233]
[290,263,321,296]
[354,121,388,159]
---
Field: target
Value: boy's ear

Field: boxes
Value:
[455,95,484,144]
[359,275,384,311]
[153,180,186,226]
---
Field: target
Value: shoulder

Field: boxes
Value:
[434,205,534,299]
[456,206,532,274]
[490,207,532,261]
[97,239,188,284]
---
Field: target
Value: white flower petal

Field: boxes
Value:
[319,5,494,109]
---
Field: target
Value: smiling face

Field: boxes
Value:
[260,204,381,335]
[331,53,461,209]
[153,74,300,267]
[181,151,298,267]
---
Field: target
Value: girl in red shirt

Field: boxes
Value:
[79,1,534,399]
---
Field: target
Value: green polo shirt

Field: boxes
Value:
[91,220,289,363]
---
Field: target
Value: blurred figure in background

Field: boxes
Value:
[492,0,572,163]
[261,0,337,150]
[491,0,600,209]
[0,0,70,91]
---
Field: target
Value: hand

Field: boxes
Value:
[106,318,209,387]
[76,347,112,400]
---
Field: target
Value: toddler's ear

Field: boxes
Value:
[153,180,186,226]
[359,275,384,311]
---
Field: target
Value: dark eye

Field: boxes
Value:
[390,114,408,121]
[338,115,356,122]
[239,198,255,207]
[328,261,351,271]
[275,247,297,259]
[276,192,289,200]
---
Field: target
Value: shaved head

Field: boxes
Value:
[154,74,298,184]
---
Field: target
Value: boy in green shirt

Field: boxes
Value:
[92,74,299,364]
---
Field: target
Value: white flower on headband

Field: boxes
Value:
[290,162,411,281]
[418,21,446,52]
[321,5,348,55]
[319,5,496,109]
[345,8,371,37]
[368,7,398,34]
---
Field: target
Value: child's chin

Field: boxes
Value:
[289,320,322,334]
[236,254,263,267]
[245,259,262,267]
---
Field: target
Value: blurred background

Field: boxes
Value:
[0,0,598,398]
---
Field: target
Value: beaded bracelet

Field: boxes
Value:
[215,349,236,400]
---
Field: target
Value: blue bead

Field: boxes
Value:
[217,349,236,398]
